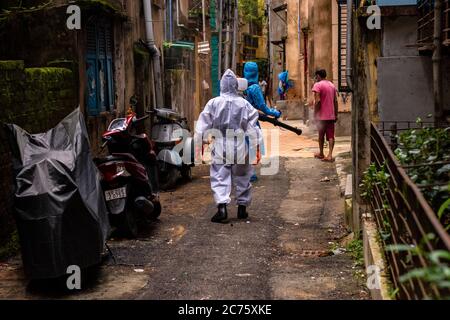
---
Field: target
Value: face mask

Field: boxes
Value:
[237,78,248,92]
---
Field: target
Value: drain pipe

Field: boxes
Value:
[433,0,443,122]
[202,0,207,41]
[346,0,353,91]
[231,0,238,71]
[143,0,164,108]
[176,0,185,27]
[218,0,223,78]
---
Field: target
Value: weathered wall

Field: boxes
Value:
[165,69,196,129]
[378,56,435,122]
[0,0,165,150]
[351,11,382,233]
[312,0,333,84]
[286,0,301,100]
[377,14,450,122]
[382,16,418,57]
[0,5,78,68]
[0,60,77,246]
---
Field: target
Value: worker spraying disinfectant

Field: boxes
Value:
[195,69,262,223]
[243,62,281,182]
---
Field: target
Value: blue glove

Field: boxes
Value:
[273,110,282,119]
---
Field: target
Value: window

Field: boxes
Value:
[86,18,115,116]
[443,0,450,46]
[338,0,351,92]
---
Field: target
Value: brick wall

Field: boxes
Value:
[0,60,77,248]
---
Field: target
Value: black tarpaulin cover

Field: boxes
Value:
[5,108,110,279]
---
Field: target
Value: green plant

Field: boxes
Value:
[0,229,20,261]
[394,123,450,228]
[346,238,364,268]
[438,197,450,231]
[238,0,265,24]
[386,234,450,299]
[388,287,400,299]
[361,163,394,241]
[360,162,391,201]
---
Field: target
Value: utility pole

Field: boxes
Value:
[224,24,231,70]
[267,0,273,99]
[218,0,223,78]
[231,0,238,71]
[202,0,207,42]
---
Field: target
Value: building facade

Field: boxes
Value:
[267,0,351,134]
[0,0,213,246]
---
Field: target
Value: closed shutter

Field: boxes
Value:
[85,19,115,116]
[86,22,99,115]
[105,26,115,110]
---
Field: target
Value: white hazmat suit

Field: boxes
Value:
[195,70,262,206]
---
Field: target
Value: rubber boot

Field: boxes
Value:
[237,205,248,220]
[211,204,228,223]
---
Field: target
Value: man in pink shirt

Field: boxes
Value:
[311,69,338,162]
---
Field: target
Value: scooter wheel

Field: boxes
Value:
[159,165,179,190]
[181,166,192,181]
[119,210,138,238]
[150,201,162,220]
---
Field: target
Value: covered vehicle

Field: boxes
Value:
[5,108,110,280]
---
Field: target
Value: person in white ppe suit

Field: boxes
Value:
[195,69,262,223]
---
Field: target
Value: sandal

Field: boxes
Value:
[321,157,335,163]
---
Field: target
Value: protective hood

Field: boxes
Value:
[220,69,238,95]
[243,62,259,85]
[278,71,289,83]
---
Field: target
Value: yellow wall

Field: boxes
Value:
[279,0,351,112]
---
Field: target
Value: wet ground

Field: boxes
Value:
[0,122,368,300]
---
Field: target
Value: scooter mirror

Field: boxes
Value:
[130,96,138,107]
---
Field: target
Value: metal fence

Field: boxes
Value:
[370,122,450,299]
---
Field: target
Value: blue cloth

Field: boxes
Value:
[277,71,291,97]
[278,71,289,83]
[243,62,281,119]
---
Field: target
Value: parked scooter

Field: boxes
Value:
[95,100,161,237]
[149,108,195,190]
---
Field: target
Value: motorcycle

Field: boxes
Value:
[149,108,195,190]
[95,101,161,238]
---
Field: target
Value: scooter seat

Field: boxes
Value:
[94,153,139,165]
[132,133,148,139]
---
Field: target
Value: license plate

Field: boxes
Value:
[105,187,127,201]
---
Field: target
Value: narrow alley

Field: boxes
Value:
[0,124,366,300]
[1,0,449,307]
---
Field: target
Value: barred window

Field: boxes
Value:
[338,0,351,92]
